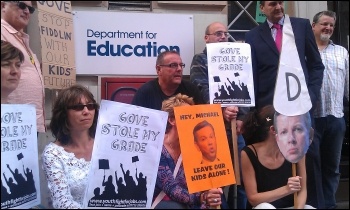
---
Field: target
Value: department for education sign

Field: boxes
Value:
[73,11,194,75]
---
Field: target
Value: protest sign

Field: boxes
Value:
[1,104,40,209]
[174,104,235,193]
[273,15,312,116]
[207,42,255,107]
[83,100,167,208]
[37,1,76,89]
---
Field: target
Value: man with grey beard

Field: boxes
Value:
[312,10,349,209]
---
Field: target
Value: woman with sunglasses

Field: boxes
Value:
[42,84,99,208]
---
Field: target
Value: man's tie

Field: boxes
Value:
[273,23,282,52]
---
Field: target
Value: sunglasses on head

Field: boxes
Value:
[8,1,35,14]
[67,103,97,111]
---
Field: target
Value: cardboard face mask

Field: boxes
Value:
[275,113,313,163]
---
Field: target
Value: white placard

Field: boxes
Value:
[73,11,194,75]
[274,15,312,115]
[83,100,168,209]
[207,42,255,107]
[1,104,40,209]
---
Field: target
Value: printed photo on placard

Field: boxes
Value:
[174,104,235,193]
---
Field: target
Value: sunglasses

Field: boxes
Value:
[67,103,97,111]
[9,1,35,14]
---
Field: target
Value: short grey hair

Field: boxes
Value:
[313,10,336,23]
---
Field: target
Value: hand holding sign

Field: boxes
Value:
[274,111,313,209]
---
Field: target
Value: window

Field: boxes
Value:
[108,1,151,11]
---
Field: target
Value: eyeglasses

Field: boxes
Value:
[8,1,35,14]
[207,31,230,38]
[158,63,185,69]
[67,103,97,111]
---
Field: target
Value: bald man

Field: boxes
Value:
[190,21,247,209]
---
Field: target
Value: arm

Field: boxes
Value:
[102,175,106,186]
[223,106,247,135]
[42,147,82,209]
[156,152,200,206]
[131,88,147,107]
[115,171,118,185]
[6,164,14,176]
[190,52,210,104]
[23,165,26,176]
[296,156,307,209]
[120,163,126,176]
[3,173,8,185]
[241,149,298,207]
[224,82,229,89]
[345,52,349,102]
[237,107,250,135]
[304,20,325,108]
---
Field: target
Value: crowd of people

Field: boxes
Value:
[1,0,348,209]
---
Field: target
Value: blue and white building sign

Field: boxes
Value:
[73,11,194,75]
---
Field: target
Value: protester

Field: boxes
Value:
[1,1,45,133]
[193,120,220,164]
[190,21,247,208]
[241,105,314,209]
[1,40,23,104]
[244,1,325,207]
[132,50,204,110]
[312,10,349,209]
[152,93,223,209]
[42,84,99,208]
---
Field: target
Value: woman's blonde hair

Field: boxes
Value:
[161,93,194,133]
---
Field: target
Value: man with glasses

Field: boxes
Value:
[190,21,248,209]
[312,10,349,209]
[132,50,204,110]
[1,1,45,133]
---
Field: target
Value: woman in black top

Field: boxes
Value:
[240,105,313,209]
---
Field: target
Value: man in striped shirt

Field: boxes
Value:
[312,10,349,209]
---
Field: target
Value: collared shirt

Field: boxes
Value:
[267,16,285,41]
[314,40,349,118]
[1,19,46,132]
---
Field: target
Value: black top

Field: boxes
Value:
[243,145,293,209]
[131,78,205,110]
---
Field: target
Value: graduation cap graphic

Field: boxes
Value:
[213,76,221,82]
[99,159,110,176]
[17,153,24,160]
[132,156,139,167]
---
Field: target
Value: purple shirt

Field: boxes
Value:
[153,146,201,207]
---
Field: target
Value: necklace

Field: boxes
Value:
[14,32,35,65]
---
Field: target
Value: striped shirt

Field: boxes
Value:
[314,40,349,118]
